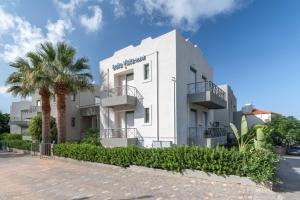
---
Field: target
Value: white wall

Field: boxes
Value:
[175,31,213,145]
[99,30,221,147]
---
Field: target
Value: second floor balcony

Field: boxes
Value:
[187,81,226,109]
[21,106,41,120]
[101,85,138,110]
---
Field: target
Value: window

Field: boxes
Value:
[36,100,41,106]
[95,96,101,104]
[71,117,76,127]
[144,63,150,80]
[71,93,76,101]
[144,107,150,123]
[202,75,207,81]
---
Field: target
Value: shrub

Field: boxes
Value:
[0,140,32,151]
[53,143,279,183]
[29,115,57,143]
[80,128,101,146]
[0,133,22,140]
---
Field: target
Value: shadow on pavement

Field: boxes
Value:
[119,195,154,200]
[0,151,27,158]
[274,156,300,193]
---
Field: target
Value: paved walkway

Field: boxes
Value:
[275,156,300,199]
[0,152,282,200]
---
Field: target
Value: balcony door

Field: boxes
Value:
[121,73,134,96]
[189,109,197,128]
[189,109,197,145]
[125,111,134,137]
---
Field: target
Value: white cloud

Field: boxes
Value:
[80,6,102,32]
[135,0,247,31]
[53,0,87,18]
[110,0,125,18]
[0,7,73,63]
[46,19,73,44]
[0,7,14,36]
[0,86,9,96]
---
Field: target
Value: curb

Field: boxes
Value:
[52,156,273,190]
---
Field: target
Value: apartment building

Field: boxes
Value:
[99,30,236,148]
[9,85,100,141]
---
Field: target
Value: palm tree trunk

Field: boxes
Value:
[39,89,51,144]
[56,89,67,144]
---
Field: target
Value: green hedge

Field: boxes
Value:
[53,143,279,183]
[0,140,32,151]
[0,133,22,140]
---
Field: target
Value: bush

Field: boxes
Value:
[0,133,22,140]
[80,128,101,146]
[0,140,32,151]
[29,115,57,143]
[53,144,279,183]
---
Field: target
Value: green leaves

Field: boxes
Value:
[241,115,248,136]
[230,123,239,141]
[52,143,279,183]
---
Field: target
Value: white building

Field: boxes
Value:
[99,30,235,148]
[240,104,279,128]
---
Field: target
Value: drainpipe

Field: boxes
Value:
[156,51,160,141]
[172,77,177,144]
[107,68,110,136]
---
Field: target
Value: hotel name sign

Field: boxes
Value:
[112,55,146,71]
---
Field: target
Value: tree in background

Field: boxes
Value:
[0,112,10,133]
[38,42,92,143]
[266,115,300,145]
[6,52,54,144]
[29,115,57,143]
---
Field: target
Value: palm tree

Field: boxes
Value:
[39,42,92,143]
[6,52,53,144]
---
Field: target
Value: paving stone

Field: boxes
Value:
[0,152,283,200]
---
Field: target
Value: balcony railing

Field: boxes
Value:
[103,85,137,98]
[21,106,41,115]
[102,128,138,139]
[187,81,225,100]
[188,126,227,145]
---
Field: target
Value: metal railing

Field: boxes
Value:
[187,81,225,100]
[204,127,227,138]
[21,106,41,114]
[103,85,137,98]
[188,126,227,145]
[39,143,53,157]
[102,128,137,139]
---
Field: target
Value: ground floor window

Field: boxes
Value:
[144,107,150,123]
[71,117,76,127]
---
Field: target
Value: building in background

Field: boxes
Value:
[99,30,236,148]
[234,104,280,130]
[213,84,237,138]
[9,85,100,141]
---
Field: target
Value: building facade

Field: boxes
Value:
[99,30,235,148]
[9,85,100,141]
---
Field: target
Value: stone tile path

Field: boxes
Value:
[0,152,283,200]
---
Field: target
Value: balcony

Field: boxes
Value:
[188,126,227,148]
[9,117,29,127]
[21,106,41,120]
[187,81,226,109]
[101,85,138,110]
[100,128,139,147]
[79,104,100,116]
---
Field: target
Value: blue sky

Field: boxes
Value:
[0,0,299,118]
